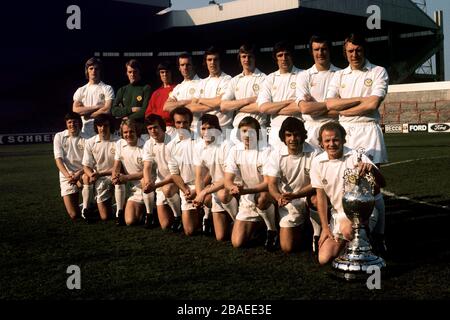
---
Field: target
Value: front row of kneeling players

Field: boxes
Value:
[54,108,385,264]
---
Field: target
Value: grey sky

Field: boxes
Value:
[171,0,449,80]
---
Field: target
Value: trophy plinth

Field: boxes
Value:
[332,149,386,280]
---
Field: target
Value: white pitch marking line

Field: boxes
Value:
[382,156,450,167]
[381,156,450,210]
[382,189,450,211]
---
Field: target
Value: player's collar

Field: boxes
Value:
[343,60,373,74]
[239,68,263,78]
[309,64,339,74]
[121,137,145,148]
[184,74,200,82]
[275,66,301,76]
[208,71,227,79]
[279,142,314,156]
[317,146,352,162]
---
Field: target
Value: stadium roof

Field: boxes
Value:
[159,0,438,30]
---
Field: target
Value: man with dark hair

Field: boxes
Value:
[325,33,389,253]
[145,61,177,137]
[53,112,88,221]
[73,57,115,137]
[224,116,276,251]
[265,117,321,253]
[221,43,267,144]
[164,52,202,131]
[142,114,181,231]
[193,114,237,240]
[310,121,385,264]
[296,35,340,148]
[258,41,303,148]
[81,114,119,222]
[190,46,233,134]
[167,107,200,235]
[112,59,151,123]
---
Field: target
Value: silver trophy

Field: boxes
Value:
[332,148,386,280]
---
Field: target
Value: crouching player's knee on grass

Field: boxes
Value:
[159,183,181,230]
[231,219,262,248]
[124,200,145,226]
[317,217,352,265]
[182,207,200,236]
[212,188,236,242]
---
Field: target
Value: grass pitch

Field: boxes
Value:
[1,134,449,302]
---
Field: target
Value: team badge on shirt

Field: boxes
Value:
[77,141,84,150]
[200,89,204,95]
[99,94,105,100]
[322,178,328,185]
[290,82,296,89]
[136,96,142,102]
[257,164,263,175]
[305,168,310,176]
[189,88,196,95]
[341,84,346,89]
[216,88,221,96]
[252,84,259,93]
[110,148,115,155]
[137,157,143,165]
[364,78,373,87]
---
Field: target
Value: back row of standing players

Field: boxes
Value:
[55,33,388,264]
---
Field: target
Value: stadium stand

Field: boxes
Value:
[380,82,450,125]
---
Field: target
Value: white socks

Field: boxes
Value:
[203,206,211,220]
[166,193,181,218]
[256,205,277,231]
[114,184,126,217]
[143,192,155,215]
[220,197,238,221]
[82,184,93,210]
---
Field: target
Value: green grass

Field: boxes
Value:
[383,133,450,205]
[1,137,450,301]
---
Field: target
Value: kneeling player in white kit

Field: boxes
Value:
[112,119,153,226]
[310,122,385,265]
[265,117,321,253]
[142,114,181,230]
[82,114,118,222]
[53,112,88,221]
[167,107,200,236]
[224,117,278,251]
[192,114,238,241]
